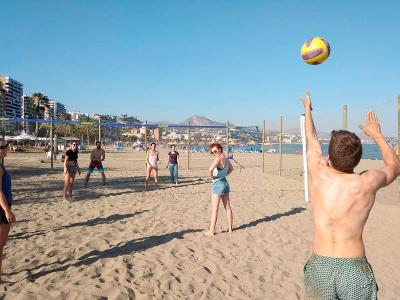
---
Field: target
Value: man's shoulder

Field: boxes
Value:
[309,163,330,177]
[358,169,385,186]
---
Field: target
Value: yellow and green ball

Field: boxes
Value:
[301,37,330,65]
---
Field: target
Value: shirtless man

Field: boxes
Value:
[302,91,400,299]
[84,141,106,187]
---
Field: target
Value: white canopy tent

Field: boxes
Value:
[10,133,35,141]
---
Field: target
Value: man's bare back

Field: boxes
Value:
[302,91,400,298]
[303,92,400,258]
[309,165,378,257]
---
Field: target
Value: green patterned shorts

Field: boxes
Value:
[304,254,378,299]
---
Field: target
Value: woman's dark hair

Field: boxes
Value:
[71,142,79,152]
[170,144,176,148]
[151,142,156,147]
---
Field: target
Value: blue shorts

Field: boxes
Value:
[87,161,104,174]
[212,179,230,195]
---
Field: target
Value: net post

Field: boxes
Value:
[262,120,266,173]
[50,116,54,171]
[98,118,101,142]
[187,121,190,171]
[144,121,148,170]
[397,96,400,194]
[279,116,283,176]
[342,105,348,130]
[226,121,229,155]
[300,115,309,202]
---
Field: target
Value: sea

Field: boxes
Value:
[191,143,385,160]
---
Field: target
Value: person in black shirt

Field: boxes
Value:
[63,142,81,202]
[166,144,180,185]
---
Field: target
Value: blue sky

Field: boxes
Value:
[1,1,399,134]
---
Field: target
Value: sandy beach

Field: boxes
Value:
[1,150,399,299]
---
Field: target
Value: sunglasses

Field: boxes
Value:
[0,145,8,149]
[72,144,77,146]
[211,149,218,154]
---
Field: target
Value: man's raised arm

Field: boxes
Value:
[359,111,400,187]
[301,91,323,169]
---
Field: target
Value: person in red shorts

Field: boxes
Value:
[85,141,106,187]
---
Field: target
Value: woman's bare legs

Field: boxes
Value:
[68,175,75,199]
[154,168,159,188]
[221,193,233,232]
[145,166,152,190]
[204,194,221,236]
[63,173,70,200]
[0,223,11,281]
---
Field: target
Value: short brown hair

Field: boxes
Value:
[328,130,362,173]
[209,142,223,153]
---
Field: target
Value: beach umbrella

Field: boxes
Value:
[10,133,34,141]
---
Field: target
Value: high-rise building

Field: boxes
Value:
[48,100,67,119]
[0,75,23,132]
[0,79,6,117]
[0,75,23,119]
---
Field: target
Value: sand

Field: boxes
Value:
[1,150,399,299]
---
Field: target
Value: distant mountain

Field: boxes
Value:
[155,120,174,125]
[180,115,224,126]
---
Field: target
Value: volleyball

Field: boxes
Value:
[301,37,330,65]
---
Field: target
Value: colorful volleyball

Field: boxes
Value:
[301,37,330,65]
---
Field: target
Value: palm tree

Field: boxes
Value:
[54,113,75,137]
[31,92,50,140]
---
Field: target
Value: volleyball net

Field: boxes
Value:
[0,96,398,177]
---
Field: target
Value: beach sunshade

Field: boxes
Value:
[11,133,35,141]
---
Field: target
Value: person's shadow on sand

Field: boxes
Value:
[6,208,305,283]
[235,207,306,231]
[6,228,202,283]
[9,210,149,240]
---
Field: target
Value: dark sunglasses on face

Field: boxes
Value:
[0,145,7,149]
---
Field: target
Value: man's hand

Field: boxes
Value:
[300,90,312,110]
[5,210,15,223]
[358,111,382,140]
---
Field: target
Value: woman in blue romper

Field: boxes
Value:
[0,140,15,281]
[204,143,234,236]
